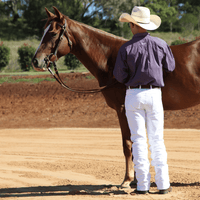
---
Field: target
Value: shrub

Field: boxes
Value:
[18,43,36,71]
[171,37,188,46]
[64,53,81,70]
[0,42,10,70]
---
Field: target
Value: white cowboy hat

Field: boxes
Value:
[119,6,161,30]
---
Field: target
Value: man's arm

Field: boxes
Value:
[162,45,175,73]
[113,49,129,83]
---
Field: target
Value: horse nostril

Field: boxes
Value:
[33,58,39,67]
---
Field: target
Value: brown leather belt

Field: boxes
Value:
[126,85,160,89]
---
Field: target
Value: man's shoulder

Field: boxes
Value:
[148,35,168,47]
[118,39,134,53]
[121,39,133,48]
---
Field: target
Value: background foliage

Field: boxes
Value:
[0,0,200,72]
[0,42,10,70]
[64,54,81,70]
[17,43,36,71]
[0,0,200,40]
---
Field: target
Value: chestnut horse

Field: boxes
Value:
[32,7,200,188]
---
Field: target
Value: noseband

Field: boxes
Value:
[44,18,117,93]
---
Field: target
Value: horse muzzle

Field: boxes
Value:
[32,58,47,72]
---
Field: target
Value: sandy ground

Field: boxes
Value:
[0,128,199,200]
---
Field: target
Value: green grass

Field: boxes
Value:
[85,75,95,79]
[150,31,200,45]
[0,76,55,84]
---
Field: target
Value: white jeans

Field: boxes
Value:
[125,88,170,191]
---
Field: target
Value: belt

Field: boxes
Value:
[126,85,160,89]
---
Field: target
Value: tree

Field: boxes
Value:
[2,0,26,22]
[90,0,146,37]
[23,0,55,37]
[179,13,198,32]
[145,0,179,32]
[23,0,94,37]
[177,1,200,30]
[1,0,200,40]
[0,1,7,20]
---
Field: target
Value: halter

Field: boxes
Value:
[44,18,117,93]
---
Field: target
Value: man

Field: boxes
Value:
[113,6,175,194]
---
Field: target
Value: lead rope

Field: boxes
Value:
[47,62,114,93]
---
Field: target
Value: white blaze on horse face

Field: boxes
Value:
[34,24,51,57]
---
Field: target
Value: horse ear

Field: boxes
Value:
[45,7,54,18]
[53,6,63,20]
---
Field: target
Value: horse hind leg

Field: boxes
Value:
[116,106,137,188]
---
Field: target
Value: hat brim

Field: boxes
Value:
[119,13,161,31]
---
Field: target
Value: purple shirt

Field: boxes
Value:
[113,32,175,87]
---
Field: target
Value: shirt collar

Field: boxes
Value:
[132,32,149,39]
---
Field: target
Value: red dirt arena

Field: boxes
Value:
[0,73,199,200]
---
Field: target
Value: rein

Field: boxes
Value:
[48,62,112,93]
[44,18,117,93]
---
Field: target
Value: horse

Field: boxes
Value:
[32,7,200,188]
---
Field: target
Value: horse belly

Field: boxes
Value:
[162,85,200,110]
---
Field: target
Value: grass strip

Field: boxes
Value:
[0,76,55,84]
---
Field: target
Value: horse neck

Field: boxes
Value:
[68,18,127,83]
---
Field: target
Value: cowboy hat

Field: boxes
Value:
[119,6,161,30]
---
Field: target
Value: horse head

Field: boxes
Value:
[32,7,73,71]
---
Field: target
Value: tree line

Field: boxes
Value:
[0,0,200,40]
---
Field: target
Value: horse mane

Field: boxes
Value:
[43,14,127,43]
[73,20,127,42]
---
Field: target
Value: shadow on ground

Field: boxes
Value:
[0,182,199,198]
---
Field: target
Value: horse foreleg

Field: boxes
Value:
[116,105,136,188]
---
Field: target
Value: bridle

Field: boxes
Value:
[44,18,117,93]
[44,19,72,63]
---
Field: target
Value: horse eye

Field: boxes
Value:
[51,32,57,38]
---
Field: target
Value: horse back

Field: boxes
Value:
[162,39,200,110]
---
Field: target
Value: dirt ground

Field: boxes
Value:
[0,73,199,199]
[0,72,200,129]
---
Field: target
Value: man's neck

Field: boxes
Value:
[137,27,147,34]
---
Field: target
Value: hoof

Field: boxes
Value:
[130,179,137,186]
[120,181,131,189]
